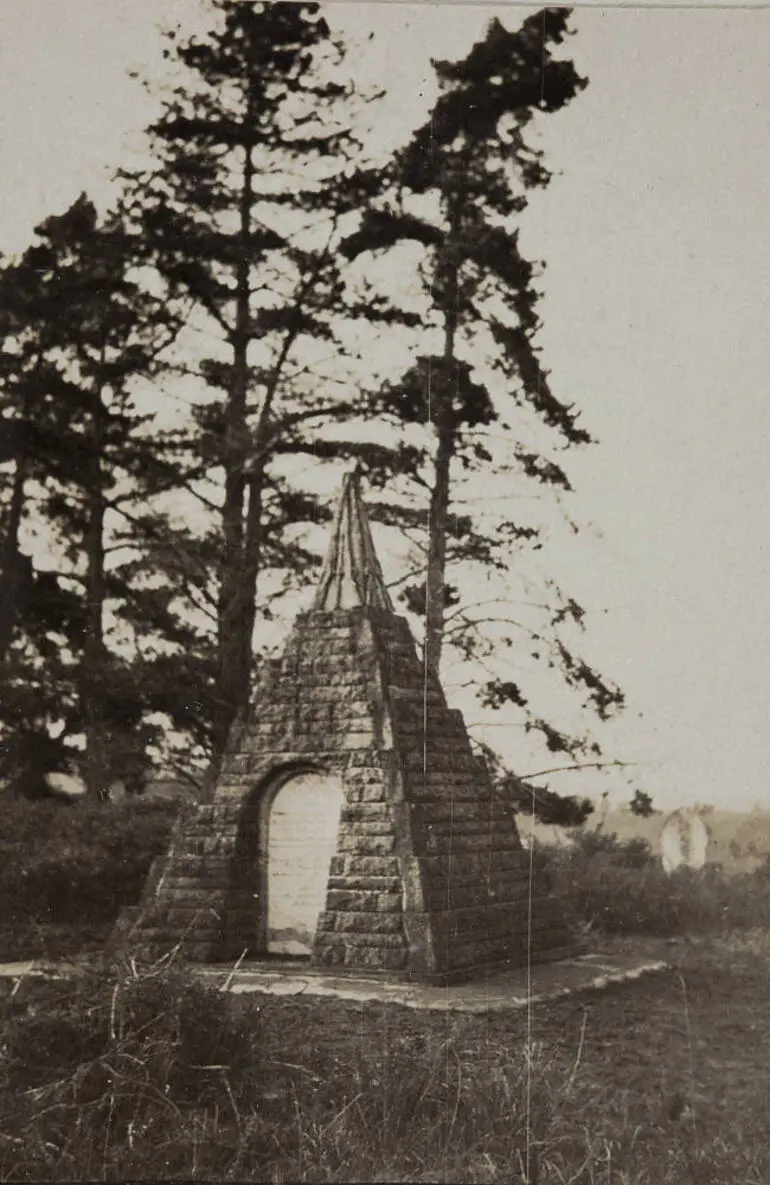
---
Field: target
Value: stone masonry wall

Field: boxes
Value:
[364,611,576,978]
[124,604,577,978]
[126,608,410,966]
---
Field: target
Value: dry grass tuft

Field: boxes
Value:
[0,937,767,1182]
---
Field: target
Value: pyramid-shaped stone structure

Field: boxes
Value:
[122,472,577,981]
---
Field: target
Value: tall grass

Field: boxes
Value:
[0,949,765,1183]
[0,808,768,1181]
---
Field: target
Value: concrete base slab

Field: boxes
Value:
[198,952,669,1013]
[0,960,78,981]
[0,952,669,1014]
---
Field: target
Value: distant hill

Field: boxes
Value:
[532,808,770,872]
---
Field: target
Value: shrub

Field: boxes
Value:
[540,828,770,938]
[0,797,178,937]
[0,963,265,1180]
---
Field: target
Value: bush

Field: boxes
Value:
[0,964,263,1180]
[0,797,178,940]
[540,828,770,938]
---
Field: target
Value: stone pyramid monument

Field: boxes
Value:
[123,471,577,981]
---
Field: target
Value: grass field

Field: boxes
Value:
[0,933,767,1183]
[2,806,769,1181]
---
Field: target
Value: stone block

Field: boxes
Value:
[427,898,561,945]
[325,933,405,950]
[345,749,381,767]
[163,908,212,931]
[344,946,407,971]
[443,924,578,973]
[326,888,402,913]
[375,891,403,914]
[338,819,394,837]
[328,875,401,892]
[422,872,531,912]
[422,819,504,839]
[410,801,490,824]
[214,778,253,795]
[407,782,485,802]
[165,875,229,895]
[344,783,387,804]
[162,856,203,878]
[341,802,392,822]
[422,830,521,856]
[340,729,376,749]
[412,751,480,772]
[313,941,347,966]
[330,855,400,877]
[336,834,396,856]
[200,835,237,855]
[321,910,403,935]
[344,766,387,786]
[443,940,516,972]
[325,888,378,912]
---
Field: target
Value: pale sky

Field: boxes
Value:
[1,1,768,812]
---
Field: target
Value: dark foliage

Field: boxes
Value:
[338,8,624,765]
[0,798,177,933]
[542,828,770,937]
[630,789,657,817]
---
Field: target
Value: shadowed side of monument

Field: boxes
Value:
[117,471,578,982]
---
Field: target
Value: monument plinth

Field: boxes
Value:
[121,472,577,981]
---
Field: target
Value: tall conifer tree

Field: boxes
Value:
[0,196,182,797]
[343,10,624,759]
[123,0,400,756]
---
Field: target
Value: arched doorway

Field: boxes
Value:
[266,770,344,956]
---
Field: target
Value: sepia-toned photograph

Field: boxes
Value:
[0,1,768,1180]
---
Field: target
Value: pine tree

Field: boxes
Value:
[342,9,624,762]
[0,196,183,797]
[0,233,91,795]
[122,0,406,756]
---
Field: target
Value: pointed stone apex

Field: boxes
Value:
[312,470,395,613]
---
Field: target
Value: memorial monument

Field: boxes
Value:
[121,471,577,981]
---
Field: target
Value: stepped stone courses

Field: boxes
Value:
[122,472,578,980]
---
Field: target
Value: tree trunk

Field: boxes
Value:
[214,132,318,756]
[215,106,255,757]
[227,296,315,719]
[82,379,108,800]
[424,422,454,677]
[219,462,265,756]
[0,449,28,662]
[0,383,36,663]
[238,464,264,689]
[423,226,460,677]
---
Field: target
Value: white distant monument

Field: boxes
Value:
[43,772,127,801]
[45,771,86,798]
[660,807,710,872]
